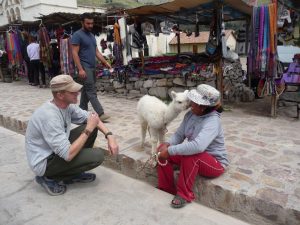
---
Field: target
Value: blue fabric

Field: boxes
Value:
[261,6,270,73]
[71,29,97,68]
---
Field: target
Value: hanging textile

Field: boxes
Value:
[113,22,123,68]
[106,26,114,42]
[39,26,52,69]
[5,31,23,67]
[55,27,64,52]
[118,17,131,65]
[60,37,74,76]
[268,3,278,79]
[0,34,5,50]
[248,3,278,96]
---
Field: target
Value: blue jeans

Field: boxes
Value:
[79,67,104,115]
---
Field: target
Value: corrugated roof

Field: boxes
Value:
[169,30,234,44]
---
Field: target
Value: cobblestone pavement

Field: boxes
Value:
[0,80,300,225]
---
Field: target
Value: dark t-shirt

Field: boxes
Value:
[71,29,97,68]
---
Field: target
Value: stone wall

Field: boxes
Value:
[96,74,217,100]
[223,61,255,102]
[278,85,300,118]
[96,61,255,102]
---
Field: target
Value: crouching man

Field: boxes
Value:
[25,74,118,195]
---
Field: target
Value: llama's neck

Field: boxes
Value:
[163,101,179,125]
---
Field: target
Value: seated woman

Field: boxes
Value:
[282,54,300,84]
[157,84,229,208]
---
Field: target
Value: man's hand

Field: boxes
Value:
[78,69,87,79]
[86,112,100,131]
[107,135,119,155]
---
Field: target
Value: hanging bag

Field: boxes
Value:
[206,13,218,55]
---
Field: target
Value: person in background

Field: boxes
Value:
[27,36,46,87]
[156,84,229,208]
[49,39,60,78]
[20,31,32,85]
[72,12,112,121]
[25,74,119,195]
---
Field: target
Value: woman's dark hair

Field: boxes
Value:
[80,13,94,21]
[203,105,223,114]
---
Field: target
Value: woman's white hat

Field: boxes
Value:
[187,84,220,106]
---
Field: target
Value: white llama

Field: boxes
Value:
[137,90,189,154]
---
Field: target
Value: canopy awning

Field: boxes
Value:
[126,0,252,24]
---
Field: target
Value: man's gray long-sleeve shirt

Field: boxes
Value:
[168,110,229,167]
[25,101,88,176]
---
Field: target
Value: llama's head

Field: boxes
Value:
[170,90,190,112]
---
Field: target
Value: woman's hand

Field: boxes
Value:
[157,142,170,152]
[158,149,169,160]
[157,142,170,160]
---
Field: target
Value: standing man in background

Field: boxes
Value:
[72,13,112,121]
[27,36,46,88]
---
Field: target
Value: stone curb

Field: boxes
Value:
[1,113,299,225]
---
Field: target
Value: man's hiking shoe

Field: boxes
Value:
[99,113,110,121]
[63,172,96,184]
[35,176,66,196]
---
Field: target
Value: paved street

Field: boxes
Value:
[0,127,250,225]
[0,80,300,225]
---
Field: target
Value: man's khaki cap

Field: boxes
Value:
[50,74,82,92]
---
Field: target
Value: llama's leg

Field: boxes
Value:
[140,121,148,148]
[158,129,165,144]
[149,127,159,155]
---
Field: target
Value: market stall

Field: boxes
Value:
[103,0,253,102]
[247,0,300,117]
[0,12,104,82]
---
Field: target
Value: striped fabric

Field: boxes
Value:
[39,26,52,69]
[5,31,23,66]
[60,37,74,76]
[249,3,278,95]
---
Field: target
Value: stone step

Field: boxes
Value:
[100,143,300,225]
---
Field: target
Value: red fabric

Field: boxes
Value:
[157,152,224,202]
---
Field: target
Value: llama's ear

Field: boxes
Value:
[171,91,176,99]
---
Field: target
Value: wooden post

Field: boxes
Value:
[271,95,277,117]
[216,2,223,103]
[177,23,180,54]
[271,0,278,117]
[245,18,251,88]
[216,58,224,104]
